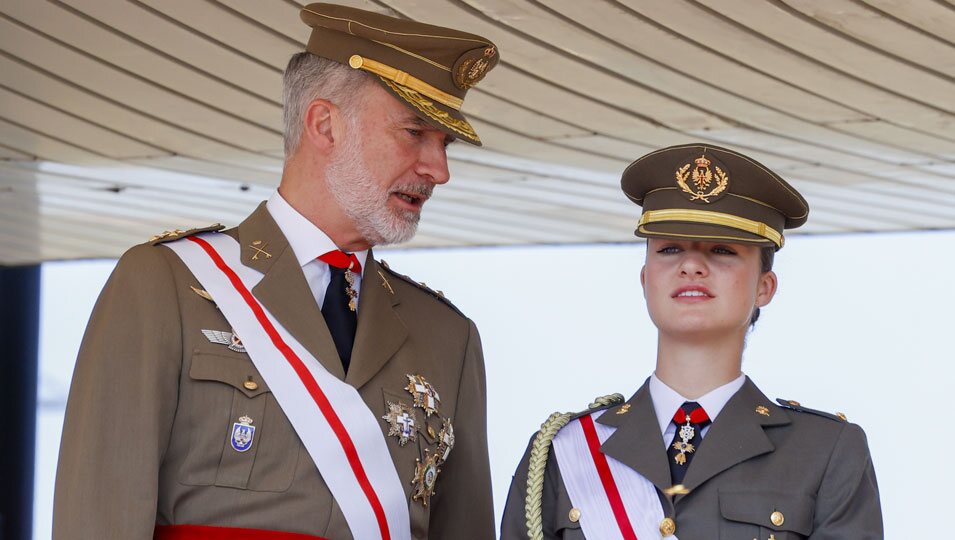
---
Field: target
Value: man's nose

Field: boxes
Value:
[417,139,451,185]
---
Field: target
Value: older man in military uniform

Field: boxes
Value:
[500,144,882,539]
[53,4,498,539]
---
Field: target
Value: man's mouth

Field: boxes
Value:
[391,187,432,210]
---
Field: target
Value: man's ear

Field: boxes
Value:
[755,270,778,308]
[302,99,340,155]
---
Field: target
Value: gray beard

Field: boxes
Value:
[324,128,424,246]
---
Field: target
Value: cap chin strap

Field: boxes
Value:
[348,54,463,110]
[638,208,783,248]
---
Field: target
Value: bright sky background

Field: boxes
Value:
[36,230,955,539]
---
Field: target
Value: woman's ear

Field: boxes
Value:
[640,265,647,297]
[755,270,778,308]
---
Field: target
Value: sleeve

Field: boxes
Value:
[500,436,535,540]
[52,245,183,540]
[501,433,575,540]
[428,319,494,539]
[809,422,884,539]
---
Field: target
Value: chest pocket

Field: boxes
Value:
[719,489,814,539]
[177,352,300,492]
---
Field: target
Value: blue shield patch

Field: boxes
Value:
[231,422,255,452]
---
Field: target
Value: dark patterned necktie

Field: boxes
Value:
[318,251,361,373]
[666,401,711,486]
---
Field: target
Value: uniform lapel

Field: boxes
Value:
[597,380,673,492]
[679,377,789,496]
[236,202,346,380]
[345,255,408,389]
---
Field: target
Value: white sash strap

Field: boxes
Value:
[166,233,410,540]
[553,411,676,540]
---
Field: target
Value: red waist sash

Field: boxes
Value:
[155,525,328,540]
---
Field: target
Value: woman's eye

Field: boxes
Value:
[657,246,680,254]
[712,246,736,255]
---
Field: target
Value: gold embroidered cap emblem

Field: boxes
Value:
[454,46,496,90]
[676,154,729,203]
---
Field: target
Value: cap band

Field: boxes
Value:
[348,55,463,110]
[638,208,783,248]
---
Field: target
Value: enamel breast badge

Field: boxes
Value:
[405,374,441,417]
[382,401,418,447]
[411,450,441,507]
[231,415,255,452]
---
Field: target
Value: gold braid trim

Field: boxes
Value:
[379,78,480,143]
[524,393,625,540]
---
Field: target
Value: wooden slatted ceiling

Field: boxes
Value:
[0,0,953,266]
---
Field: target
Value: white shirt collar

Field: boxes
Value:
[266,191,368,273]
[649,372,746,436]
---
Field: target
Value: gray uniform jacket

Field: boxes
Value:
[501,377,882,540]
[53,203,494,540]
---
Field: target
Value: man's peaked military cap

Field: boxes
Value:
[300,3,499,146]
[621,143,809,250]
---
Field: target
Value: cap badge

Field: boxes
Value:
[676,153,729,203]
[454,46,496,90]
[411,449,441,506]
[231,415,255,452]
[405,374,441,417]
[382,401,418,446]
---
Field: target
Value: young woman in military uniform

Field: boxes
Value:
[500,143,883,540]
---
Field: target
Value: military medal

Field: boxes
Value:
[405,374,441,416]
[344,268,358,312]
[201,329,246,353]
[381,401,417,446]
[671,416,696,465]
[435,418,455,463]
[411,450,441,506]
[231,415,255,452]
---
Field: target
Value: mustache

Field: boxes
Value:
[391,183,434,200]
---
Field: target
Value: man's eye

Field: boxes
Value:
[406,128,422,137]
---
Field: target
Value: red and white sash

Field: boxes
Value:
[552,411,676,540]
[166,233,410,540]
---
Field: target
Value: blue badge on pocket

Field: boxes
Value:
[231,415,255,452]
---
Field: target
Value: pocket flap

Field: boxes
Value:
[190,352,270,398]
[719,489,814,535]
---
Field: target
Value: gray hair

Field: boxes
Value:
[282,52,373,158]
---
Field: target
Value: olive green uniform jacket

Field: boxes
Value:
[53,203,493,540]
[501,378,882,540]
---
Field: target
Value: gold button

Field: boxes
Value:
[568,507,581,523]
[243,379,259,391]
[659,517,676,536]
[788,400,800,407]
[771,511,785,526]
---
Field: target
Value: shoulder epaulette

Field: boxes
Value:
[148,224,225,246]
[775,398,848,423]
[379,259,464,317]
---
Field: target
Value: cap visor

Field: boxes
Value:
[636,221,779,248]
[376,77,482,146]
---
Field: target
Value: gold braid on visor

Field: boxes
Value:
[638,208,784,248]
[348,55,463,110]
